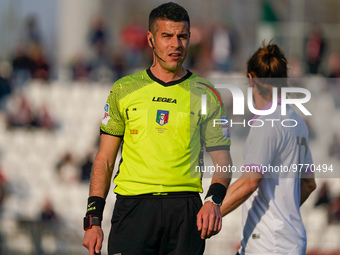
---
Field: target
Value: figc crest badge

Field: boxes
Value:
[156,110,169,126]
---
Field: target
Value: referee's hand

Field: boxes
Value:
[82,226,103,255]
[197,201,222,239]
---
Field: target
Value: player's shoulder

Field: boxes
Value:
[190,74,214,89]
[113,69,149,87]
[286,105,310,134]
[190,74,223,106]
[255,105,309,136]
[109,69,151,99]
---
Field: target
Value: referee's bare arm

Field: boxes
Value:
[82,134,122,255]
[197,150,232,239]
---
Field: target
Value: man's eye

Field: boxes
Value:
[179,35,188,39]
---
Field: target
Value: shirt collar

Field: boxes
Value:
[249,98,282,124]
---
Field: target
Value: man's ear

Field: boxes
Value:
[147,31,153,48]
[248,73,255,88]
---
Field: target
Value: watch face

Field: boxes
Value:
[212,196,222,205]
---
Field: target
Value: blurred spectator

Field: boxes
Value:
[89,15,109,51]
[326,53,340,108]
[35,104,59,131]
[0,167,8,212]
[87,16,115,82]
[6,94,38,129]
[0,65,12,110]
[330,194,340,224]
[6,93,58,131]
[329,81,340,108]
[0,166,8,253]
[11,46,33,88]
[186,23,204,70]
[288,56,303,78]
[80,152,94,182]
[314,182,333,224]
[110,50,127,81]
[28,44,50,81]
[88,16,109,66]
[70,53,92,81]
[315,181,332,207]
[261,0,279,22]
[31,198,59,255]
[304,118,316,140]
[258,0,279,52]
[328,133,340,159]
[305,26,326,75]
[120,16,148,69]
[11,15,49,84]
[193,24,214,76]
[24,15,43,46]
[210,23,236,72]
[327,53,340,79]
[89,61,114,83]
[56,152,79,184]
[40,198,58,222]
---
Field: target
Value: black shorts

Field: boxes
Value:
[108,192,205,255]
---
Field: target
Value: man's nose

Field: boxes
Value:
[170,36,181,48]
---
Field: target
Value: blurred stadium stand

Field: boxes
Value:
[0,76,339,254]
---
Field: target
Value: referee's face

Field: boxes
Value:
[151,19,190,71]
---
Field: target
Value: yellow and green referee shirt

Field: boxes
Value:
[101,68,231,195]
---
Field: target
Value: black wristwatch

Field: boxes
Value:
[84,215,101,231]
[204,195,222,207]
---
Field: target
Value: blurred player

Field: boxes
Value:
[220,41,316,255]
[82,2,232,255]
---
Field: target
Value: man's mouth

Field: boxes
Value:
[169,52,182,60]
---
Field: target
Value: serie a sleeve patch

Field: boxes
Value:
[102,103,110,125]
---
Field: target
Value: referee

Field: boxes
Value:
[82,2,232,255]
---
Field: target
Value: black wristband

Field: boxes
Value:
[205,183,227,201]
[86,196,106,221]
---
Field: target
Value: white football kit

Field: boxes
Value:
[238,100,313,255]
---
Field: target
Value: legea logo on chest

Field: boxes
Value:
[152,97,177,104]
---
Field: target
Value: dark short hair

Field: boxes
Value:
[149,2,190,33]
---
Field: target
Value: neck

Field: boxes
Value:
[254,94,282,110]
[253,95,269,110]
[150,64,187,83]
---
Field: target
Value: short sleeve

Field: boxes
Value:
[200,84,231,151]
[100,83,125,137]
